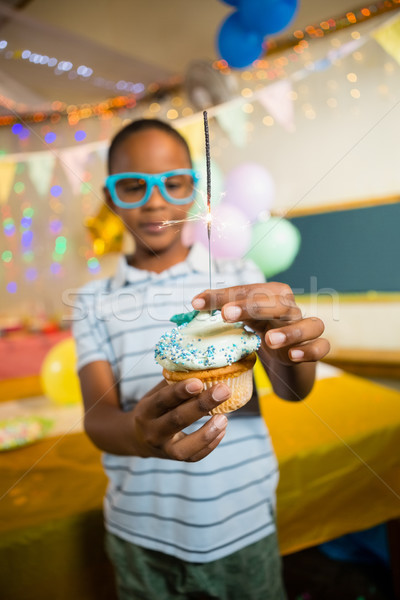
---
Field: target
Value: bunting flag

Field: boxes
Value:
[372,15,400,66]
[59,145,92,196]
[327,36,366,62]
[256,80,295,133]
[96,144,108,165]
[26,151,56,196]
[215,99,248,148]
[176,121,205,160]
[0,161,16,204]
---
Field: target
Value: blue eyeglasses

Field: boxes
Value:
[105,169,199,209]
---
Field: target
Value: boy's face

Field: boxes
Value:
[105,129,193,255]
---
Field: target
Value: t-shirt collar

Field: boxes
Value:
[111,242,209,290]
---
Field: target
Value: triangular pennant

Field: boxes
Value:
[327,37,366,62]
[59,146,92,195]
[96,144,108,164]
[215,101,248,148]
[0,162,16,204]
[256,80,295,133]
[176,121,205,160]
[372,15,400,67]
[27,151,56,196]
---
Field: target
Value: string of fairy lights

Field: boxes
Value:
[0,1,398,126]
[0,1,399,322]
[0,40,147,103]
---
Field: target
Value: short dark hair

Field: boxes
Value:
[107,118,192,173]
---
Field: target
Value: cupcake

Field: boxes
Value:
[154,310,261,414]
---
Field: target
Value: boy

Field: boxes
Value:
[73,119,329,599]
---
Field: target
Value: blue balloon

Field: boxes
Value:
[238,0,298,36]
[219,0,240,4]
[217,12,264,69]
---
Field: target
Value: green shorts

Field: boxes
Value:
[105,531,287,600]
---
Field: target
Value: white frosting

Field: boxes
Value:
[154,311,260,371]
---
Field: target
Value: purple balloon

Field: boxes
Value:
[238,0,298,36]
[224,163,275,222]
[192,203,251,259]
[181,221,195,248]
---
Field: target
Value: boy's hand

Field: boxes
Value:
[131,379,229,462]
[192,283,330,366]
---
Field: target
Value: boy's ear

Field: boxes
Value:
[103,186,114,210]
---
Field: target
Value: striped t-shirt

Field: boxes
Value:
[72,243,279,563]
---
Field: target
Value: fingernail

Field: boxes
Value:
[213,414,227,429]
[224,306,242,321]
[212,385,230,401]
[268,332,286,346]
[192,298,205,309]
[290,349,304,360]
[185,380,203,393]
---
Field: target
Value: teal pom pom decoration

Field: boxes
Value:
[170,310,199,326]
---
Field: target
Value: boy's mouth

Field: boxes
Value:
[139,221,166,234]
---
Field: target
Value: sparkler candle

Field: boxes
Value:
[203,110,212,291]
[155,116,261,414]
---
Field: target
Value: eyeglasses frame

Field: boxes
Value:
[105,169,200,209]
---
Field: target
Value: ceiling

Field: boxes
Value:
[0,0,394,111]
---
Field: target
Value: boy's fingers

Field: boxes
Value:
[188,430,226,462]
[221,298,302,324]
[266,317,325,349]
[192,285,255,311]
[144,380,168,397]
[192,283,295,313]
[288,338,331,363]
[150,378,204,415]
[157,384,231,436]
[165,417,227,462]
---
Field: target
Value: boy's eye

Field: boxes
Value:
[163,175,195,199]
[127,184,144,192]
[165,180,182,190]
[114,178,148,203]
[120,179,146,193]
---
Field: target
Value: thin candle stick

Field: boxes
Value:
[203,110,212,291]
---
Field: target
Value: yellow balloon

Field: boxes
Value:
[40,339,82,405]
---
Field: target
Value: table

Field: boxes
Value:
[256,367,400,554]
[0,331,70,401]
[1,368,400,599]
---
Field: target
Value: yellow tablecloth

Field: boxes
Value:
[259,372,400,554]
[0,371,399,599]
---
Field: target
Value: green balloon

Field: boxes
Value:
[247,218,301,278]
[189,157,224,217]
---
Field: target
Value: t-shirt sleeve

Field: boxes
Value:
[72,291,110,371]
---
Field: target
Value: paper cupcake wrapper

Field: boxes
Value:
[165,367,254,415]
[203,368,254,414]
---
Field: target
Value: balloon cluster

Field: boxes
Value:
[187,162,301,278]
[217,0,299,68]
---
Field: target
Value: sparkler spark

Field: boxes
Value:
[160,187,218,229]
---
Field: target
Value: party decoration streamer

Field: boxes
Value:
[0,162,16,204]
[27,152,56,196]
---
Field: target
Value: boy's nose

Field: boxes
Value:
[146,184,168,209]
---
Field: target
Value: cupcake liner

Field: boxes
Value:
[203,367,254,415]
[163,353,256,415]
